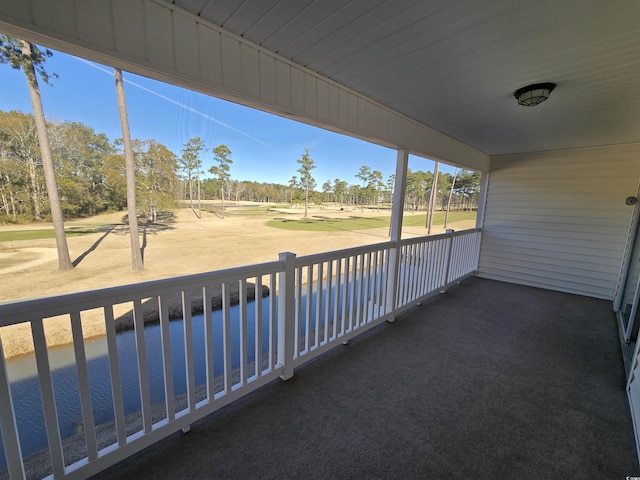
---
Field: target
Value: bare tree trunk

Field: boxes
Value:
[22,41,73,269]
[197,176,201,218]
[6,177,17,218]
[220,184,225,219]
[304,179,309,218]
[26,159,42,220]
[114,68,144,271]
[1,189,8,216]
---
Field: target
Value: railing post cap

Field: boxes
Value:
[279,251,296,260]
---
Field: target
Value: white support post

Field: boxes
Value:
[0,336,25,480]
[474,172,490,274]
[476,172,490,230]
[278,252,296,380]
[385,149,409,321]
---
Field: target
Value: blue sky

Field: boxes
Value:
[0,45,452,186]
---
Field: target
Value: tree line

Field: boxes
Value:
[0,109,182,223]
[1,108,480,224]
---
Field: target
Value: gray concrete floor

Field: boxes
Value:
[93,277,639,479]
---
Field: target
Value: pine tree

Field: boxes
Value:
[210,144,233,219]
[296,148,316,218]
[0,35,73,269]
[114,68,143,271]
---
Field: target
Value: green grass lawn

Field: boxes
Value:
[0,227,98,243]
[267,211,475,231]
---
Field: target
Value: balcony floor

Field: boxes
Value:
[93,277,638,479]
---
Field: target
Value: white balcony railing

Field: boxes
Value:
[0,228,480,480]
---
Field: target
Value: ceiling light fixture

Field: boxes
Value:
[514,82,556,107]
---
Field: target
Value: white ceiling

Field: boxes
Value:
[174,0,640,156]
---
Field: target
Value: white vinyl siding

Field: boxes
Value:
[0,0,488,172]
[478,144,640,300]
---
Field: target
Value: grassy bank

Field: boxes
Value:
[0,227,98,243]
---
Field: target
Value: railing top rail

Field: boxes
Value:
[0,229,483,327]
[398,228,481,247]
[0,260,283,327]
[294,240,394,266]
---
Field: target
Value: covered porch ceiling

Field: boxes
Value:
[0,0,639,161]
[174,0,640,156]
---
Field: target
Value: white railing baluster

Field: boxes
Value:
[363,252,371,323]
[269,274,277,371]
[380,249,386,308]
[222,283,232,393]
[443,230,455,287]
[406,244,414,303]
[239,279,248,385]
[434,240,444,290]
[133,299,152,433]
[305,265,313,353]
[410,243,417,302]
[103,305,126,447]
[70,311,97,461]
[202,286,215,401]
[399,246,407,307]
[333,258,341,340]
[355,254,363,327]
[450,236,459,280]
[182,290,196,412]
[423,242,432,294]
[449,237,466,278]
[369,251,376,320]
[341,257,349,336]
[425,241,433,292]
[295,266,302,358]
[385,243,400,315]
[0,335,25,480]
[324,260,332,343]
[255,276,263,378]
[380,249,388,315]
[31,317,65,477]
[315,262,323,348]
[422,242,431,294]
[411,243,420,302]
[414,242,424,299]
[402,246,408,309]
[349,255,357,332]
[419,242,427,297]
[158,295,175,420]
[374,250,382,319]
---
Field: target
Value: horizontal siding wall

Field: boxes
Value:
[0,0,489,172]
[478,144,640,300]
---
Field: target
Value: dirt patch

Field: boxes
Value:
[0,247,57,273]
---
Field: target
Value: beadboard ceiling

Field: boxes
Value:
[174,0,640,156]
